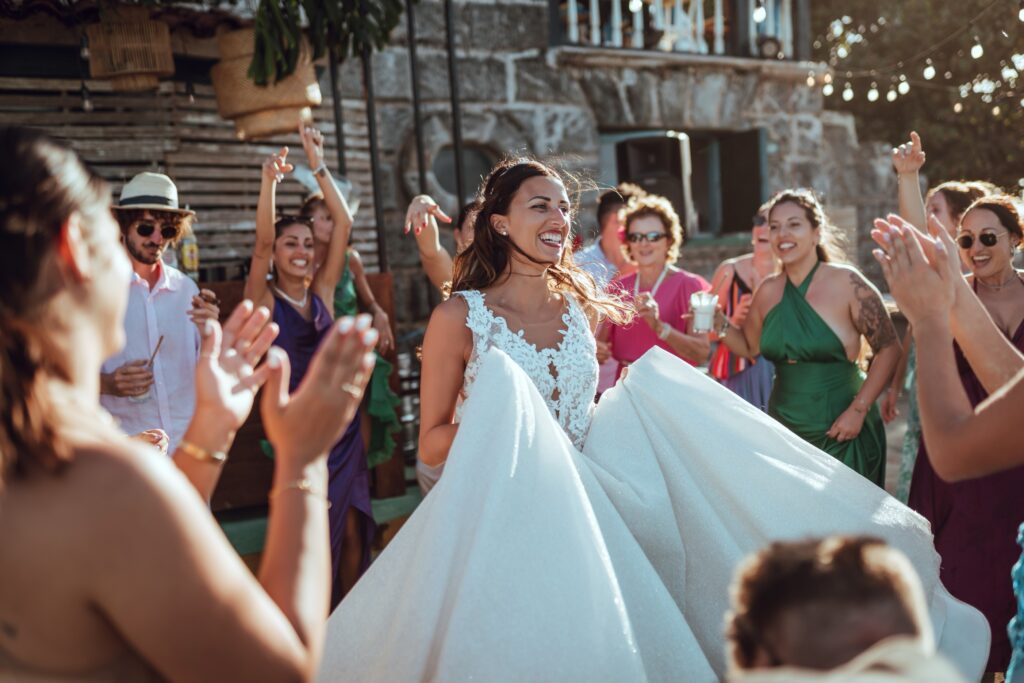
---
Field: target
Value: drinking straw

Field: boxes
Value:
[147,335,165,369]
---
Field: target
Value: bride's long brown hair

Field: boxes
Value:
[450,158,632,325]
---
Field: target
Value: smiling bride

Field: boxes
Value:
[318,159,989,682]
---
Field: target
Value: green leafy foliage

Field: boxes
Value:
[247,0,406,86]
[813,0,1024,190]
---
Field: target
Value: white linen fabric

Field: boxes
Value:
[320,300,989,682]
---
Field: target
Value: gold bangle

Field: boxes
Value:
[178,440,227,464]
[269,479,331,508]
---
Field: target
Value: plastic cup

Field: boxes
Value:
[689,291,719,333]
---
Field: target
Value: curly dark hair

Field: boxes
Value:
[962,195,1024,248]
[726,536,924,672]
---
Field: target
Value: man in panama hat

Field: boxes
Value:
[100,172,219,457]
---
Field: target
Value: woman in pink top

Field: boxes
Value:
[597,194,712,378]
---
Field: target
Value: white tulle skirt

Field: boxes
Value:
[318,348,990,682]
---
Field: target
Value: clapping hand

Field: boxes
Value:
[263,147,294,184]
[299,123,325,170]
[193,300,280,432]
[261,314,379,465]
[892,131,926,175]
[871,214,957,328]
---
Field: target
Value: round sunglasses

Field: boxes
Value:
[955,231,1003,250]
[626,231,669,244]
[134,221,181,240]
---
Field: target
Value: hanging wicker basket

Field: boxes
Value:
[85,6,174,92]
[210,28,323,141]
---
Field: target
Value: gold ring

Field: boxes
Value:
[341,383,362,398]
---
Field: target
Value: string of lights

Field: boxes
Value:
[800,0,1023,116]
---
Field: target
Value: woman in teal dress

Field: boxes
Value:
[717,189,901,486]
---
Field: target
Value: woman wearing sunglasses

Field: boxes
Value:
[899,195,1024,676]
[716,189,901,488]
[597,194,712,379]
[707,204,777,412]
[245,133,376,608]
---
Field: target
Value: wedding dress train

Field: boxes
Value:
[319,346,989,682]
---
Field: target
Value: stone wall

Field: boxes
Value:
[334,0,894,336]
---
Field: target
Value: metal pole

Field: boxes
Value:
[361,49,389,271]
[406,0,427,194]
[328,45,347,177]
[443,0,465,202]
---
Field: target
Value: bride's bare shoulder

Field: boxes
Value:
[429,294,471,326]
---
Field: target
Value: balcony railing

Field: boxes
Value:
[551,0,809,61]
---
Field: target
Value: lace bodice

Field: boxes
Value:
[454,290,598,448]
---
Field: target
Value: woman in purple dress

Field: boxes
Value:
[245,130,375,608]
[907,195,1024,674]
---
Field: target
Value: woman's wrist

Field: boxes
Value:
[850,396,870,415]
[180,415,235,461]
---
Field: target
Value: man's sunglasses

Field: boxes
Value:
[134,221,180,240]
[955,231,1002,250]
[626,231,669,244]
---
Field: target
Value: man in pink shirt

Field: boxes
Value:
[100,173,217,454]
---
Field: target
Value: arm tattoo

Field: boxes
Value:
[850,273,897,353]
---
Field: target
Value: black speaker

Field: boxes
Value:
[615,134,697,236]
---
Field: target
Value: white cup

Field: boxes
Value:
[689,291,719,333]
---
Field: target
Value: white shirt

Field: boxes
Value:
[575,241,618,289]
[100,262,200,454]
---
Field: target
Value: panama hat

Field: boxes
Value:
[113,172,195,215]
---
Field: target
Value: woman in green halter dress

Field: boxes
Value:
[717,190,901,487]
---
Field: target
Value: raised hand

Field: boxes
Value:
[299,123,325,169]
[892,131,926,175]
[730,293,753,327]
[261,314,378,465]
[193,300,280,431]
[404,195,452,236]
[262,147,293,184]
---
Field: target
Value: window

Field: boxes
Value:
[432,145,495,203]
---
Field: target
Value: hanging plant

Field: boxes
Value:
[247,0,406,86]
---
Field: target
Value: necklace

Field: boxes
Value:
[509,270,547,278]
[976,271,1020,292]
[634,264,670,299]
[272,284,309,308]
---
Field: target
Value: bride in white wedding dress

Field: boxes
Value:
[318,160,989,682]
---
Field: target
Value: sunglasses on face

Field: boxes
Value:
[955,231,1002,250]
[626,231,669,244]
[134,221,180,240]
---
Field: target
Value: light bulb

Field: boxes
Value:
[972,39,984,60]
[842,84,854,101]
[886,88,898,102]
[898,81,910,95]
[823,83,835,96]
[1020,97,1024,108]
[628,0,642,13]
[867,83,879,101]
[806,72,816,87]
[993,105,1002,116]
[753,3,767,23]
[837,45,849,59]
[954,102,963,113]
[923,64,936,80]
[1019,0,1024,21]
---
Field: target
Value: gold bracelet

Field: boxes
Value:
[178,440,227,464]
[269,479,331,508]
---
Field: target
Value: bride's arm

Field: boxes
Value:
[418,297,472,467]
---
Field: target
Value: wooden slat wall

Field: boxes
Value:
[0,76,380,274]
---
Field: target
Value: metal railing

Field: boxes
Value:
[552,0,805,60]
